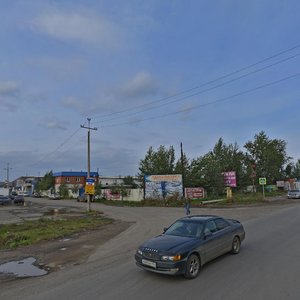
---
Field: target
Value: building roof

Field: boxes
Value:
[53,171,99,177]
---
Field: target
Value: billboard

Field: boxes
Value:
[223,171,237,187]
[144,174,183,199]
[185,187,205,199]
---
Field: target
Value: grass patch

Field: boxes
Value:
[0,212,113,250]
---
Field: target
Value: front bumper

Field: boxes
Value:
[135,254,186,275]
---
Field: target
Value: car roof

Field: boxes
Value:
[180,215,220,222]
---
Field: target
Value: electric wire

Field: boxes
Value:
[91,43,300,122]
[101,72,300,128]
[93,52,300,124]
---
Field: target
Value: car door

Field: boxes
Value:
[201,220,221,263]
[214,218,233,253]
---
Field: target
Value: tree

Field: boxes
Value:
[59,183,69,198]
[174,152,193,187]
[188,138,247,194]
[94,182,102,197]
[139,145,176,176]
[244,131,291,183]
[291,159,300,178]
[37,171,54,191]
[123,175,139,188]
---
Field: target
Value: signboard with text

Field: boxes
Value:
[185,187,205,199]
[223,171,237,187]
[145,174,183,199]
[85,178,95,195]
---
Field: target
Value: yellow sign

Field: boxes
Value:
[85,178,95,195]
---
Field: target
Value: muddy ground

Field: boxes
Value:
[0,217,131,283]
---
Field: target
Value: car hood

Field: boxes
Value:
[141,234,198,253]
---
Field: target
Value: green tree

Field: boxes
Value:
[174,153,193,187]
[37,171,54,191]
[94,182,102,197]
[139,145,176,176]
[123,175,138,188]
[244,131,290,183]
[291,159,300,178]
[188,138,247,194]
[59,183,69,198]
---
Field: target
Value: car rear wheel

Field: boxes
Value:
[231,236,241,254]
[184,254,200,279]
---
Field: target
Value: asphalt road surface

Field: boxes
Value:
[1,199,300,300]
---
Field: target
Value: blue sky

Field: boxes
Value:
[0,0,299,181]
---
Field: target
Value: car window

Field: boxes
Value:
[215,218,229,230]
[165,221,203,238]
[205,220,218,233]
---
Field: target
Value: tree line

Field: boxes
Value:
[138,131,300,196]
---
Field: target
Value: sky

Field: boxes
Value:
[0,0,300,181]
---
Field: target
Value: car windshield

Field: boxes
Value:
[165,220,204,238]
[289,190,300,192]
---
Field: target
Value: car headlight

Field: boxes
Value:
[137,249,143,256]
[161,255,181,261]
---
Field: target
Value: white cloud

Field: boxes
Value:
[0,81,19,111]
[0,81,19,96]
[117,72,159,98]
[43,120,69,131]
[62,72,160,115]
[32,12,120,47]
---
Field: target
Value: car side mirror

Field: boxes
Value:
[163,227,168,233]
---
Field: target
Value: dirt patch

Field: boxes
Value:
[0,219,132,283]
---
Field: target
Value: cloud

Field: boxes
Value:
[42,120,69,131]
[117,72,159,99]
[28,57,87,79]
[0,81,19,111]
[0,81,19,96]
[32,12,120,47]
[62,72,160,115]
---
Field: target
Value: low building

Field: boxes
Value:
[11,176,42,196]
[53,171,99,197]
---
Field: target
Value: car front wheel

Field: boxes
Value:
[231,236,241,254]
[184,254,200,279]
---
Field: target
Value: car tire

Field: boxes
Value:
[231,236,241,254]
[184,254,200,279]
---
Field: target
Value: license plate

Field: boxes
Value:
[142,259,156,268]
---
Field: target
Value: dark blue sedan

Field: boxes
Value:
[135,215,245,279]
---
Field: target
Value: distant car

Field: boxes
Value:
[33,192,41,198]
[77,194,95,202]
[0,195,12,205]
[8,191,18,200]
[287,189,300,199]
[13,195,24,205]
[49,194,61,200]
[135,215,245,279]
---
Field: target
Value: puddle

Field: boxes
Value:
[0,257,48,278]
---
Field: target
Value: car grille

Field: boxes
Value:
[143,251,160,261]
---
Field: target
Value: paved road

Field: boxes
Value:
[1,199,300,300]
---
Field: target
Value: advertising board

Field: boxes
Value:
[145,174,183,199]
[85,178,95,195]
[185,187,205,199]
[223,171,237,187]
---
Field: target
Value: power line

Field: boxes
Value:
[93,52,300,125]
[91,43,300,122]
[29,126,83,168]
[101,72,300,128]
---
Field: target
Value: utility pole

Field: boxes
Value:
[81,118,97,212]
[180,142,185,198]
[4,163,12,188]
